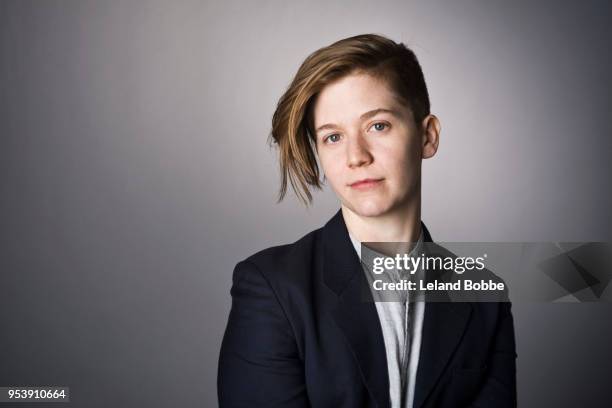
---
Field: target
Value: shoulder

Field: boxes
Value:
[246,226,321,267]
[233,226,324,287]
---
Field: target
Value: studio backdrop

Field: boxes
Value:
[1,0,611,407]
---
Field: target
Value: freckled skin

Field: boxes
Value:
[313,73,436,222]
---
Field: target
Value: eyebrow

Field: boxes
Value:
[315,108,402,134]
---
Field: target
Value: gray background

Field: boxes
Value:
[1,0,611,407]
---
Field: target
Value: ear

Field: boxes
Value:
[420,114,441,159]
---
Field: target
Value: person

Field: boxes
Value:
[217,34,517,408]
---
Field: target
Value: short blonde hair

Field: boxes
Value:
[270,34,431,205]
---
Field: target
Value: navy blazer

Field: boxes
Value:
[218,210,517,407]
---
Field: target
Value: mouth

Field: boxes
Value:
[349,178,384,190]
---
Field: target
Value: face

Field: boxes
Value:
[312,72,435,218]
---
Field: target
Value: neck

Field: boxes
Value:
[342,197,421,243]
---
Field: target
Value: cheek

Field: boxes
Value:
[378,146,408,174]
[378,146,418,182]
[320,154,344,183]
[396,134,420,162]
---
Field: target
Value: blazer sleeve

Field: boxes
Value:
[218,260,310,407]
[469,294,518,407]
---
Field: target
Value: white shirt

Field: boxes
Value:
[349,230,425,408]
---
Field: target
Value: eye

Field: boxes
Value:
[370,122,389,132]
[324,133,341,144]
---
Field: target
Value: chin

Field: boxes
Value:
[345,198,393,218]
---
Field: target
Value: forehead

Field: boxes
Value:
[313,72,409,125]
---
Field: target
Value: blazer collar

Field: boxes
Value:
[322,209,433,296]
[321,209,472,408]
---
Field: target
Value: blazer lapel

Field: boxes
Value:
[412,241,473,408]
[321,210,472,408]
[323,210,390,408]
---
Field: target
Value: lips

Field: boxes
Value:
[349,178,384,189]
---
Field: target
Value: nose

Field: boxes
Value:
[346,134,373,168]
